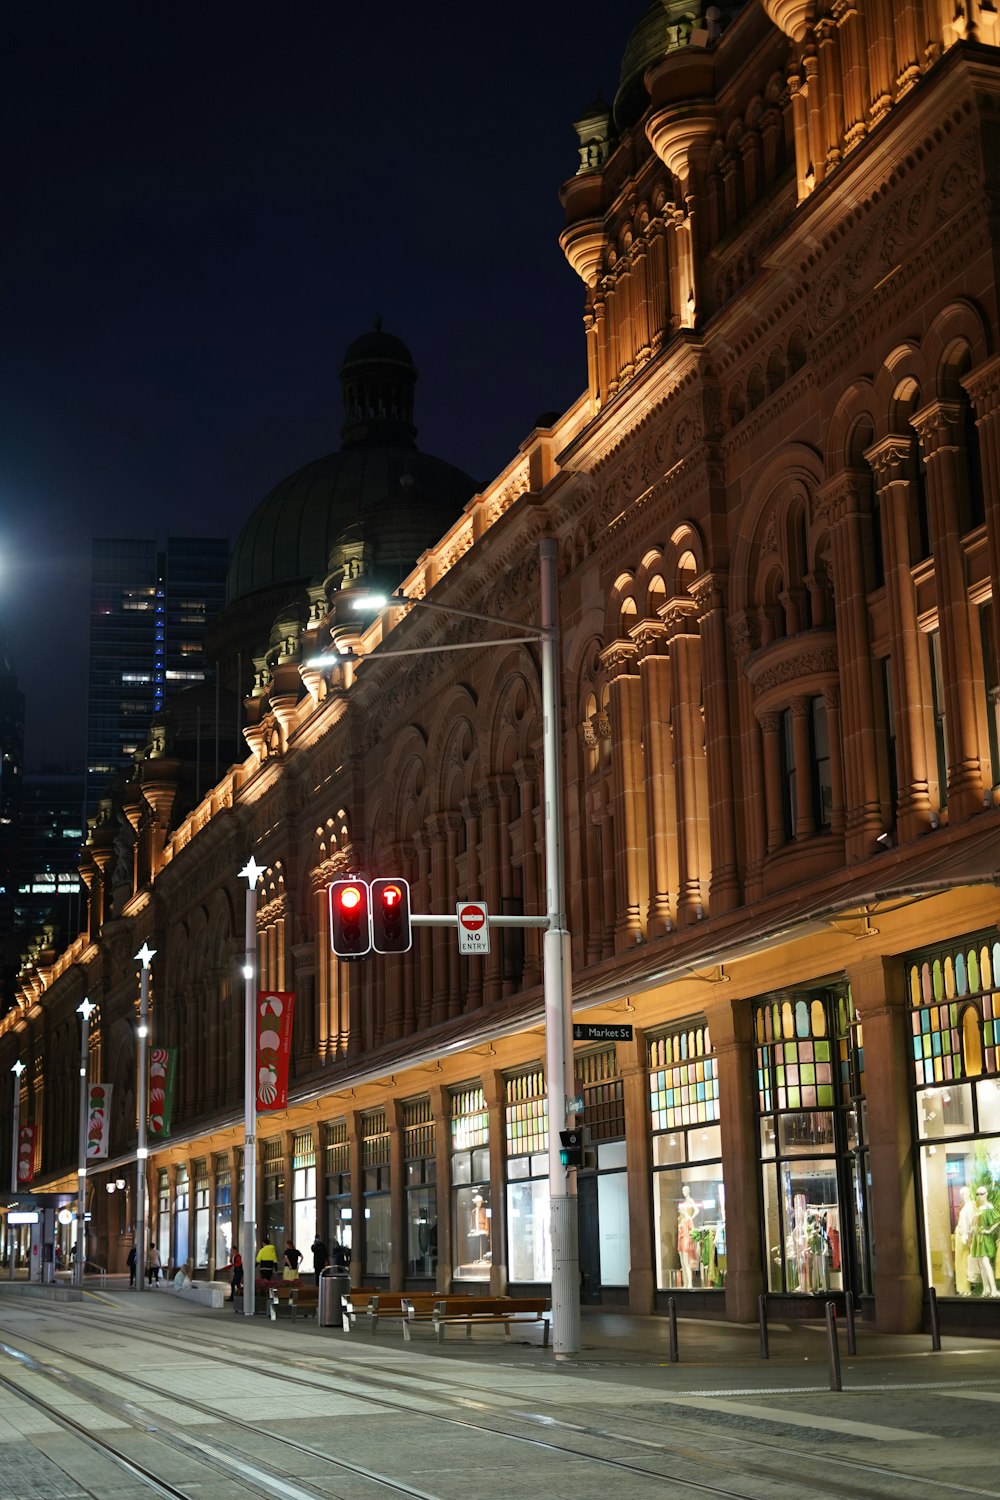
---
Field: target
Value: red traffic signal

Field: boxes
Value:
[371,877,412,954]
[329,879,371,957]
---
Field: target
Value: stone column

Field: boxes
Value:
[824,684,846,836]
[821,470,884,856]
[413,830,433,1028]
[484,1071,508,1295]
[515,761,542,988]
[443,812,463,1018]
[599,641,647,947]
[619,1031,655,1313]
[348,1113,364,1290]
[815,17,844,171]
[460,801,483,1009]
[635,624,676,936]
[389,1100,405,1291]
[432,1085,452,1293]
[496,777,517,992]
[759,712,785,852]
[846,954,923,1332]
[706,997,763,1322]
[729,613,767,895]
[963,356,1000,681]
[835,0,870,152]
[426,816,450,1025]
[913,398,983,821]
[479,783,503,1004]
[694,572,741,912]
[866,436,932,839]
[791,696,816,838]
[661,605,708,922]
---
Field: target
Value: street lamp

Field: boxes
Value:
[239,855,265,1318]
[9,1060,25,1280]
[343,538,580,1355]
[134,942,155,1294]
[75,997,96,1287]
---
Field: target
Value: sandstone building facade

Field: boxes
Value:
[8,0,1000,1333]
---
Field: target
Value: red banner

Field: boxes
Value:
[149,1048,178,1138]
[17,1124,35,1185]
[256,991,295,1111]
[87,1082,112,1160]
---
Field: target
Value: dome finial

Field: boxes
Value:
[373,314,383,333]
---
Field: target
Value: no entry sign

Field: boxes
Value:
[456,901,490,955]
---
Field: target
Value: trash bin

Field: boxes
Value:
[318,1267,350,1327]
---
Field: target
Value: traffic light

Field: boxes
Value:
[329,879,371,957]
[371,877,412,953]
[559,1128,583,1168]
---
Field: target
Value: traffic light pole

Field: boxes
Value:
[338,539,580,1355]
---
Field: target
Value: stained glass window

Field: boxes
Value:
[648,1024,718,1130]
[907,934,1000,1085]
[577,1048,624,1141]
[361,1109,390,1168]
[403,1097,434,1160]
[450,1085,488,1149]
[505,1068,547,1156]
[755,998,835,1111]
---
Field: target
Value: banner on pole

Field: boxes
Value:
[17,1124,36,1184]
[86,1083,112,1159]
[256,991,295,1111]
[148,1048,178,1138]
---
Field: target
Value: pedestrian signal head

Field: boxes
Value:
[371,876,412,954]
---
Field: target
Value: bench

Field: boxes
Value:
[265,1281,320,1320]
[169,1280,229,1310]
[406,1295,550,1345]
[342,1289,437,1334]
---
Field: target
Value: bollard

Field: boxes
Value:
[825,1301,842,1391]
[844,1288,857,1357]
[667,1296,679,1363]
[758,1293,769,1359]
[928,1286,942,1351]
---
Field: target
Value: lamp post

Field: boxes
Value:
[134,942,155,1294]
[9,1060,24,1279]
[340,538,581,1354]
[75,997,96,1287]
[239,855,264,1318]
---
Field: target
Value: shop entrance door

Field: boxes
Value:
[577,1173,602,1304]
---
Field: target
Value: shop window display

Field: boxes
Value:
[649,1025,726,1290]
[910,934,1000,1297]
[325,1120,352,1259]
[404,1099,436,1278]
[755,990,863,1296]
[451,1086,491,1281]
[505,1070,550,1283]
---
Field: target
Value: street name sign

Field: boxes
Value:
[456,901,490,955]
[572,1023,634,1042]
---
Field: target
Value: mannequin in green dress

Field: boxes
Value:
[969,1186,999,1296]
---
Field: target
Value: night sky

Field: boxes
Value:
[1,1,635,769]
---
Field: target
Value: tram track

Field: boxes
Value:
[0,1302,994,1499]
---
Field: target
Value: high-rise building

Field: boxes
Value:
[11,765,85,970]
[0,633,25,1010]
[85,537,228,816]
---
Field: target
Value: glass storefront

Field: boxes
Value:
[505,1068,550,1284]
[451,1085,491,1282]
[157,1169,170,1265]
[650,1024,725,1291]
[577,1047,630,1296]
[755,987,866,1297]
[174,1165,189,1272]
[910,933,1000,1298]
[325,1120,351,1259]
[403,1098,436,1279]
[292,1132,316,1256]
[193,1160,209,1269]
[262,1138,284,1245]
[214,1157,232,1268]
[362,1110,391,1280]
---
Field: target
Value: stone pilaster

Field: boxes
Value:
[706,998,763,1322]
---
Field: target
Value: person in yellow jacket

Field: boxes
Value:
[255,1237,279,1283]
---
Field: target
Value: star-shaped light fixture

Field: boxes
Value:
[134,942,156,969]
[11,1060,25,1080]
[77,997,96,1024]
[239,855,266,889]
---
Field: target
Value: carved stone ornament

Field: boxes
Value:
[728,612,761,666]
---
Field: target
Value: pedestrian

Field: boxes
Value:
[127,1244,137,1288]
[255,1237,278,1282]
[311,1235,327,1282]
[283,1239,302,1283]
[330,1239,350,1271]
[227,1250,243,1301]
[146,1246,161,1286]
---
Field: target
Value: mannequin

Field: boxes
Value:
[954,1186,976,1295]
[677,1186,700,1288]
[969,1186,999,1296]
[469,1192,489,1263]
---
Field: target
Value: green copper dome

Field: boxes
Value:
[614,3,746,131]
